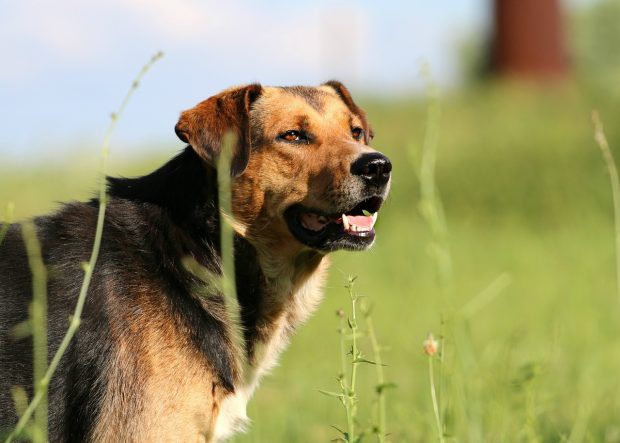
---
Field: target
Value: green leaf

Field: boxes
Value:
[376,382,397,393]
[330,424,346,435]
[10,386,29,416]
[318,389,345,399]
[353,357,387,366]
[10,320,31,339]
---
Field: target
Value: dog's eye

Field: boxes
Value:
[279,130,307,143]
[352,127,364,141]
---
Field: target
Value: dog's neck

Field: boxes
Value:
[106,147,327,389]
[234,235,328,383]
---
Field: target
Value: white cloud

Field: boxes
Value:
[0,0,336,85]
[0,0,465,93]
[120,0,232,41]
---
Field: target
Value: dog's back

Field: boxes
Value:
[0,223,34,426]
[0,150,232,440]
[0,203,108,438]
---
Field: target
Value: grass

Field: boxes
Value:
[2,79,620,441]
[320,276,392,443]
[591,110,620,310]
[19,221,48,443]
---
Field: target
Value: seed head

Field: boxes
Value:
[423,332,439,356]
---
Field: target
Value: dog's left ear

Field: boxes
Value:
[175,84,263,176]
[322,80,371,144]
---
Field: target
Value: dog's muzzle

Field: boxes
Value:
[284,151,392,252]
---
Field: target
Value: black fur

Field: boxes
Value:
[0,146,258,441]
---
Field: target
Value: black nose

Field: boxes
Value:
[350,152,392,187]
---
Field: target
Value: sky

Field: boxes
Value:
[0,0,591,161]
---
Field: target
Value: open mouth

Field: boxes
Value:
[284,196,384,251]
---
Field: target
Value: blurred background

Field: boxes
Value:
[2,0,620,441]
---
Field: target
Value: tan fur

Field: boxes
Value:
[91,283,224,443]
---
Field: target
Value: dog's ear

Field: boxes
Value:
[323,80,371,144]
[175,84,263,176]
[323,80,358,110]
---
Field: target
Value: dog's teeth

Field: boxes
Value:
[342,214,349,230]
[372,212,378,223]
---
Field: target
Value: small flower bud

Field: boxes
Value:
[423,332,439,356]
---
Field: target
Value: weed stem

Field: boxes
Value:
[592,110,620,311]
[428,356,444,443]
[365,310,387,442]
[348,278,359,441]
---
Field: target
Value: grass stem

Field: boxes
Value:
[428,356,444,443]
[364,306,387,442]
[216,133,246,374]
[20,222,48,443]
[346,277,359,441]
[592,110,620,310]
[0,202,14,247]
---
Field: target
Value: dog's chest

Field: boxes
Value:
[213,265,327,441]
[212,317,289,441]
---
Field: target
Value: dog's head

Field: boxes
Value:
[175,82,391,253]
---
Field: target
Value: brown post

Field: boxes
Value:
[492,0,568,78]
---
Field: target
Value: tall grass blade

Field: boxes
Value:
[459,273,512,319]
[592,110,620,310]
[216,132,246,374]
[362,301,389,443]
[19,222,48,443]
[0,203,14,247]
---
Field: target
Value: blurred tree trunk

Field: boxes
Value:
[491,0,568,78]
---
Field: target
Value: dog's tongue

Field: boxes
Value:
[299,211,379,233]
[341,212,378,233]
[345,215,375,229]
[299,213,329,231]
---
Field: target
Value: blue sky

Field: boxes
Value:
[0,0,589,160]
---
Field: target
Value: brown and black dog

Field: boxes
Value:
[0,81,391,442]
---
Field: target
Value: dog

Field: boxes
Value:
[0,81,391,442]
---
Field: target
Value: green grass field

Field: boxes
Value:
[2,80,620,442]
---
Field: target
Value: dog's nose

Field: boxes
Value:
[350,152,392,187]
